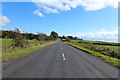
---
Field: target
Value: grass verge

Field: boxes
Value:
[64,42,120,68]
[1,41,58,61]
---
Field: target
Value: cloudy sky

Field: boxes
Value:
[0,0,119,42]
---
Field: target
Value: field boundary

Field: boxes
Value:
[64,42,120,68]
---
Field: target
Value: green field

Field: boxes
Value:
[70,40,120,57]
[1,39,38,47]
[1,39,58,61]
[64,39,120,68]
[101,45,119,55]
[71,40,120,46]
[65,42,120,68]
[1,39,13,47]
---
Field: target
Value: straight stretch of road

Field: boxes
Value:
[2,41,118,78]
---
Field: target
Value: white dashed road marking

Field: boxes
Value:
[62,53,65,60]
[63,57,65,60]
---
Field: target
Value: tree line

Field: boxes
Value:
[59,35,82,42]
[0,27,82,47]
[1,30,58,41]
[1,28,59,47]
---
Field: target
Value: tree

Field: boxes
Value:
[50,31,58,40]
[59,35,66,40]
[36,33,48,41]
[2,31,18,39]
[14,27,21,33]
[67,36,73,39]
[12,28,28,48]
[0,31,2,38]
[66,38,71,42]
[73,36,81,40]
[62,35,66,39]
[13,33,28,47]
[22,33,36,40]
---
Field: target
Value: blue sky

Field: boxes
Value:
[1,1,118,42]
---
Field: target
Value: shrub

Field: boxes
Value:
[50,31,59,40]
[66,38,71,42]
[71,41,120,59]
[13,33,28,48]
[36,33,48,41]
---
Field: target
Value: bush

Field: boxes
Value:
[72,42,120,59]
[50,31,59,40]
[13,33,28,48]
[66,38,71,42]
[36,33,48,41]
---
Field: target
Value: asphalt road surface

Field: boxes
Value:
[2,41,118,78]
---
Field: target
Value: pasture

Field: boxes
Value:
[70,40,120,58]
[64,41,120,68]
[1,38,58,61]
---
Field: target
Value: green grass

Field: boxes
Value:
[64,42,120,68]
[71,40,106,43]
[1,40,58,61]
[103,45,120,49]
[1,39,38,48]
[70,40,120,58]
[1,39,13,47]
[61,39,66,40]
[71,40,120,46]
[100,45,120,56]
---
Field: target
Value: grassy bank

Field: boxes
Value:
[1,39,58,61]
[64,42,120,68]
[71,40,120,46]
[1,39,38,47]
[70,40,120,59]
[1,39,13,47]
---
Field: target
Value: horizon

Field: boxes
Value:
[1,29,119,43]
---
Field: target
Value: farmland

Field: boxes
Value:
[71,40,120,46]
[1,39,58,61]
[64,39,120,68]
[73,40,120,58]
[1,39,38,47]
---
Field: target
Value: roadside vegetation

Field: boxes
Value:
[61,36,120,68]
[1,28,59,61]
[71,40,120,59]
[2,40,58,61]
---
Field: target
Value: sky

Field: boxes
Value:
[0,0,119,43]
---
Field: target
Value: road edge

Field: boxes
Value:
[64,42,120,69]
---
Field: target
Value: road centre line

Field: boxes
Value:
[63,57,65,60]
[62,53,65,60]
[62,53,65,58]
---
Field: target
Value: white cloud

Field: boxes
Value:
[0,16,10,26]
[32,0,119,16]
[33,9,44,16]
[65,29,118,43]
[41,6,59,13]
[81,0,119,11]
[1,27,24,33]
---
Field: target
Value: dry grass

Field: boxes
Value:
[1,39,58,61]
[65,42,120,68]
[71,41,120,59]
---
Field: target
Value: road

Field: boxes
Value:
[2,41,118,78]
